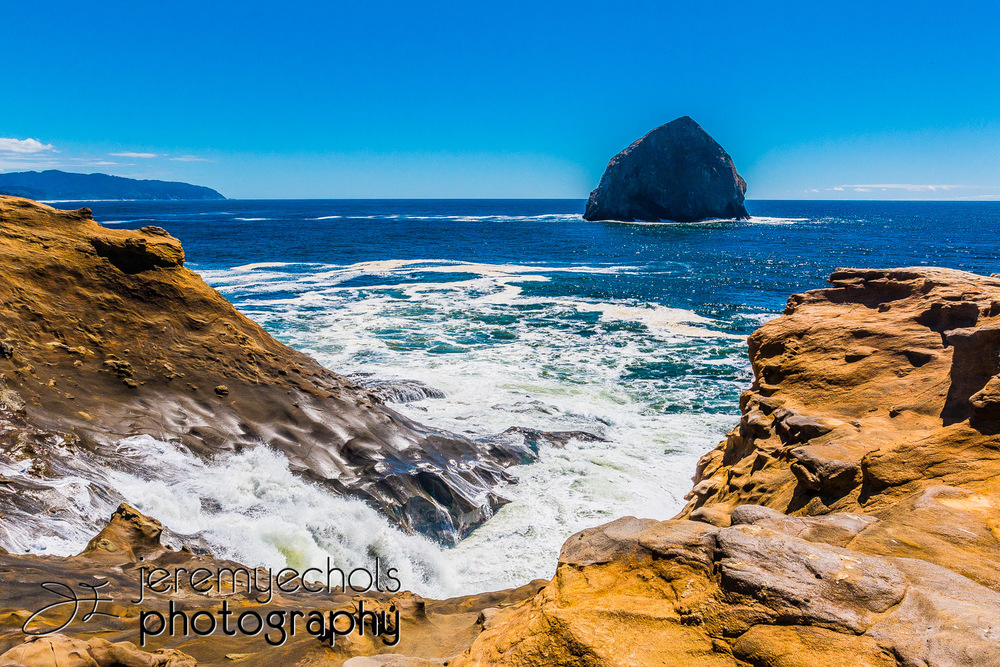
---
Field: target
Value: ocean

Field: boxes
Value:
[20,199,1000,597]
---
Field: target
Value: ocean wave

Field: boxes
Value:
[749,216,810,225]
[305,213,584,223]
[193,252,751,593]
[108,439,452,595]
[0,435,453,597]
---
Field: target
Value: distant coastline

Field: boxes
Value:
[0,169,225,201]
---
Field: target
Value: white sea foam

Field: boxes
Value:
[602,216,808,226]
[749,216,810,225]
[3,254,749,598]
[305,213,584,223]
[107,438,452,595]
[197,257,749,593]
[0,438,453,596]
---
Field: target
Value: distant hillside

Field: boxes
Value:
[0,170,225,200]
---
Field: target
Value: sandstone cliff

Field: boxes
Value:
[583,116,749,223]
[3,219,1000,665]
[0,196,525,544]
[452,267,1000,666]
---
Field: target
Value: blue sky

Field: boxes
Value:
[2,1,998,199]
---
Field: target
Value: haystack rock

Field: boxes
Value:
[584,116,749,222]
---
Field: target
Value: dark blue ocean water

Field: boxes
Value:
[82,198,1000,328]
[53,198,1000,593]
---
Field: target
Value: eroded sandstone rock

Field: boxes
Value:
[0,196,530,544]
[0,634,196,667]
[451,267,1000,666]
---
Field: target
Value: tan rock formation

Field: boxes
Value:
[452,267,1000,666]
[0,196,527,542]
[0,634,197,667]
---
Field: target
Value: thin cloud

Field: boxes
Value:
[109,151,160,159]
[837,184,967,192]
[169,155,213,162]
[0,137,55,154]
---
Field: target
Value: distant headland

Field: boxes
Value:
[0,169,225,201]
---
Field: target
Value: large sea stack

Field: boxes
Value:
[584,116,749,222]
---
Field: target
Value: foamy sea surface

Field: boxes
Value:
[8,199,1000,597]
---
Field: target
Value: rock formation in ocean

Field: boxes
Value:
[0,196,529,544]
[0,170,225,201]
[583,116,749,223]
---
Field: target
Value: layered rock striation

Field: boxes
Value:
[0,196,527,544]
[583,116,749,223]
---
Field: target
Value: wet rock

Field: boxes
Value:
[352,375,446,403]
[0,196,520,544]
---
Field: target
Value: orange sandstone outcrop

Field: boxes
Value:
[0,196,526,543]
[452,267,1000,666]
[0,503,543,666]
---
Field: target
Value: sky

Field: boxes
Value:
[1,1,998,200]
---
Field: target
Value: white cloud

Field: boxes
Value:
[109,151,160,158]
[0,137,54,154]
[169,154,213,162]
[840,183,966,192]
